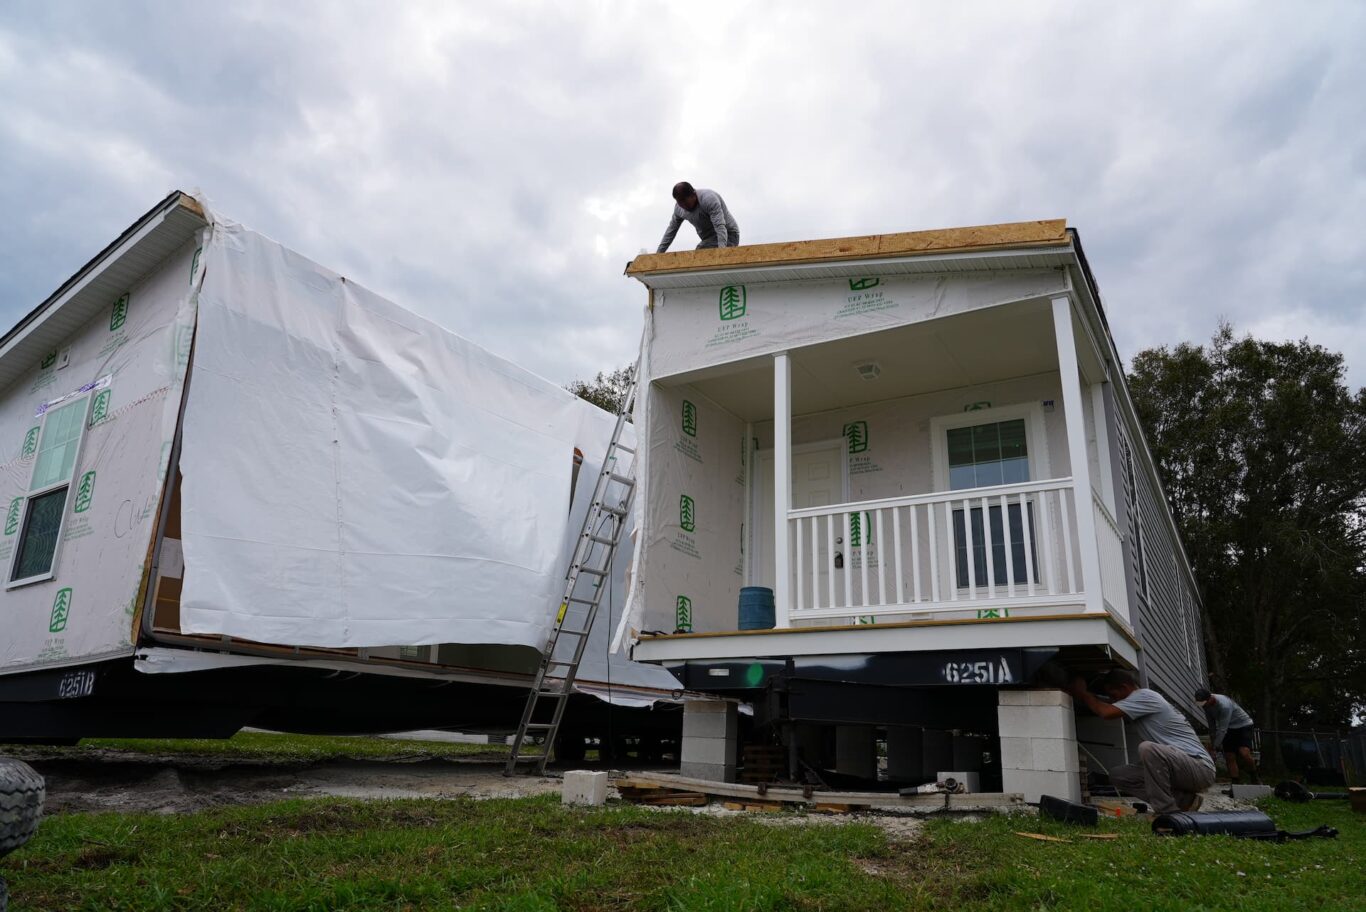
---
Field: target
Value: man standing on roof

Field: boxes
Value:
[1067,669,1215,813]
[1196,687,1260,783]
[656,182,740,252]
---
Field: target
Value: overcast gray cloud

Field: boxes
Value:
[1,1,1362,389]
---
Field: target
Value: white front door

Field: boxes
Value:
[754,441,846,597]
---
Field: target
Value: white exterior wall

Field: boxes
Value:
[0,241,198,673]
[637,383,746,635]
[753,372,1073,498]
[634,371,1091,634]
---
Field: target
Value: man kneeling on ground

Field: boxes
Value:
[1067,669,1215,813]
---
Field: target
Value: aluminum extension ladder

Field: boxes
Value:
[504,369,639,776]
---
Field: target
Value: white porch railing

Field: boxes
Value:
[786,478,1090,623]
[1092,490,1129,624]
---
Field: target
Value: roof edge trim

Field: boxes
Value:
[625,218,1069,279]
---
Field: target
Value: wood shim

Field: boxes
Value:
[1014,832,1072,843]
[625,219,1069,277]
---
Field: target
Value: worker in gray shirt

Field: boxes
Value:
[657,182,740,252]
[1196,688,1260,783]
[1068,668,1215,813]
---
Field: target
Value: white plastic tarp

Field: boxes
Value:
[179,219,601,651]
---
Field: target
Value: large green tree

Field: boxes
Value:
[1129,325,1366,729]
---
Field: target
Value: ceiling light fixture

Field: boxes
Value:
[854,360,882,381]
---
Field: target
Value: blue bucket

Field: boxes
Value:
[738,586,776,630]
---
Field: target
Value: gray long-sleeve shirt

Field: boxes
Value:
[657,188,739,252]
[1204,693,1255,748]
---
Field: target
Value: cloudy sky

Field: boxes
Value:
[1,1,1362,389]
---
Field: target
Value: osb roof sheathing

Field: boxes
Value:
[625,218,1069,277]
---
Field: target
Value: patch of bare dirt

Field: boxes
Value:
[22,755,560,815]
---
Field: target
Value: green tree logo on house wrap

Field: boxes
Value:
[21,426,39,457]
[40,350,57,370]
[718,285,747,321]
[89,389,111,426]
[843,421,868,454]
[110,293,130,331]
[5,498,22,536]
[675,595,693,632]
[680,494,695,533]
[682,400,697,437]
[848,277,880,291]
[849,511,873,547]
[49,588,72,633]
[73,471,96,513]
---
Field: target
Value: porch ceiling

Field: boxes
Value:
[667,298,1061,422]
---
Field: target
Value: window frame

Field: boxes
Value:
[7,392,95,589]
[930,402,1051,594]
[929,402,1050,493]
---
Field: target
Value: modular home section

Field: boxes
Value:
[623,220,1208,723]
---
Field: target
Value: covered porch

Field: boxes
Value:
[636,291,1130,651]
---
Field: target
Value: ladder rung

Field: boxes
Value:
[606,472,635,487]
[613,444,636,454]
[586,534,616,546]
[535,689,570,699]
[576,565,608,577]
[554,627,591,637]
[524,723,555,731]
[595,503,627,517]
[565,595,599,606]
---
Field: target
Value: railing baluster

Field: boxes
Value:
[927,501,939,603]
[909,504,921,602]
[843,511,854,610]
[826,513,836,610]
[810,515,820,609]
[943,501,955,601]
[1000,494,1014,597]
[1040,489,1058,595]
[860,511,871,609]
[981,495,995,599]
[1059,486,1076,594]
[876,509,887,606]
[795,515,805,612]
[892,506,905,605]
[963,498,977,602]
[1019,492,1036,590]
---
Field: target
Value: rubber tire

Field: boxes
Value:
[0,758,45,861]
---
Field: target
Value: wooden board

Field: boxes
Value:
[626,219,1069,278]
[616,773,1023,811]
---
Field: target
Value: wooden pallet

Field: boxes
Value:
[617,783,708,807]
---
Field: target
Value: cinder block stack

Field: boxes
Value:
[679,700,738,782]
[998,689,1082,803]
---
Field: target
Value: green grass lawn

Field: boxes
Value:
[37,730,530,762]
[1,796,1360,911]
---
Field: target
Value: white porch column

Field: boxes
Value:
[1051,296,1105,614]
[1089,382,1117,514]
[773,352,792,627]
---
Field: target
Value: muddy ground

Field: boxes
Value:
[18,752,563,815]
